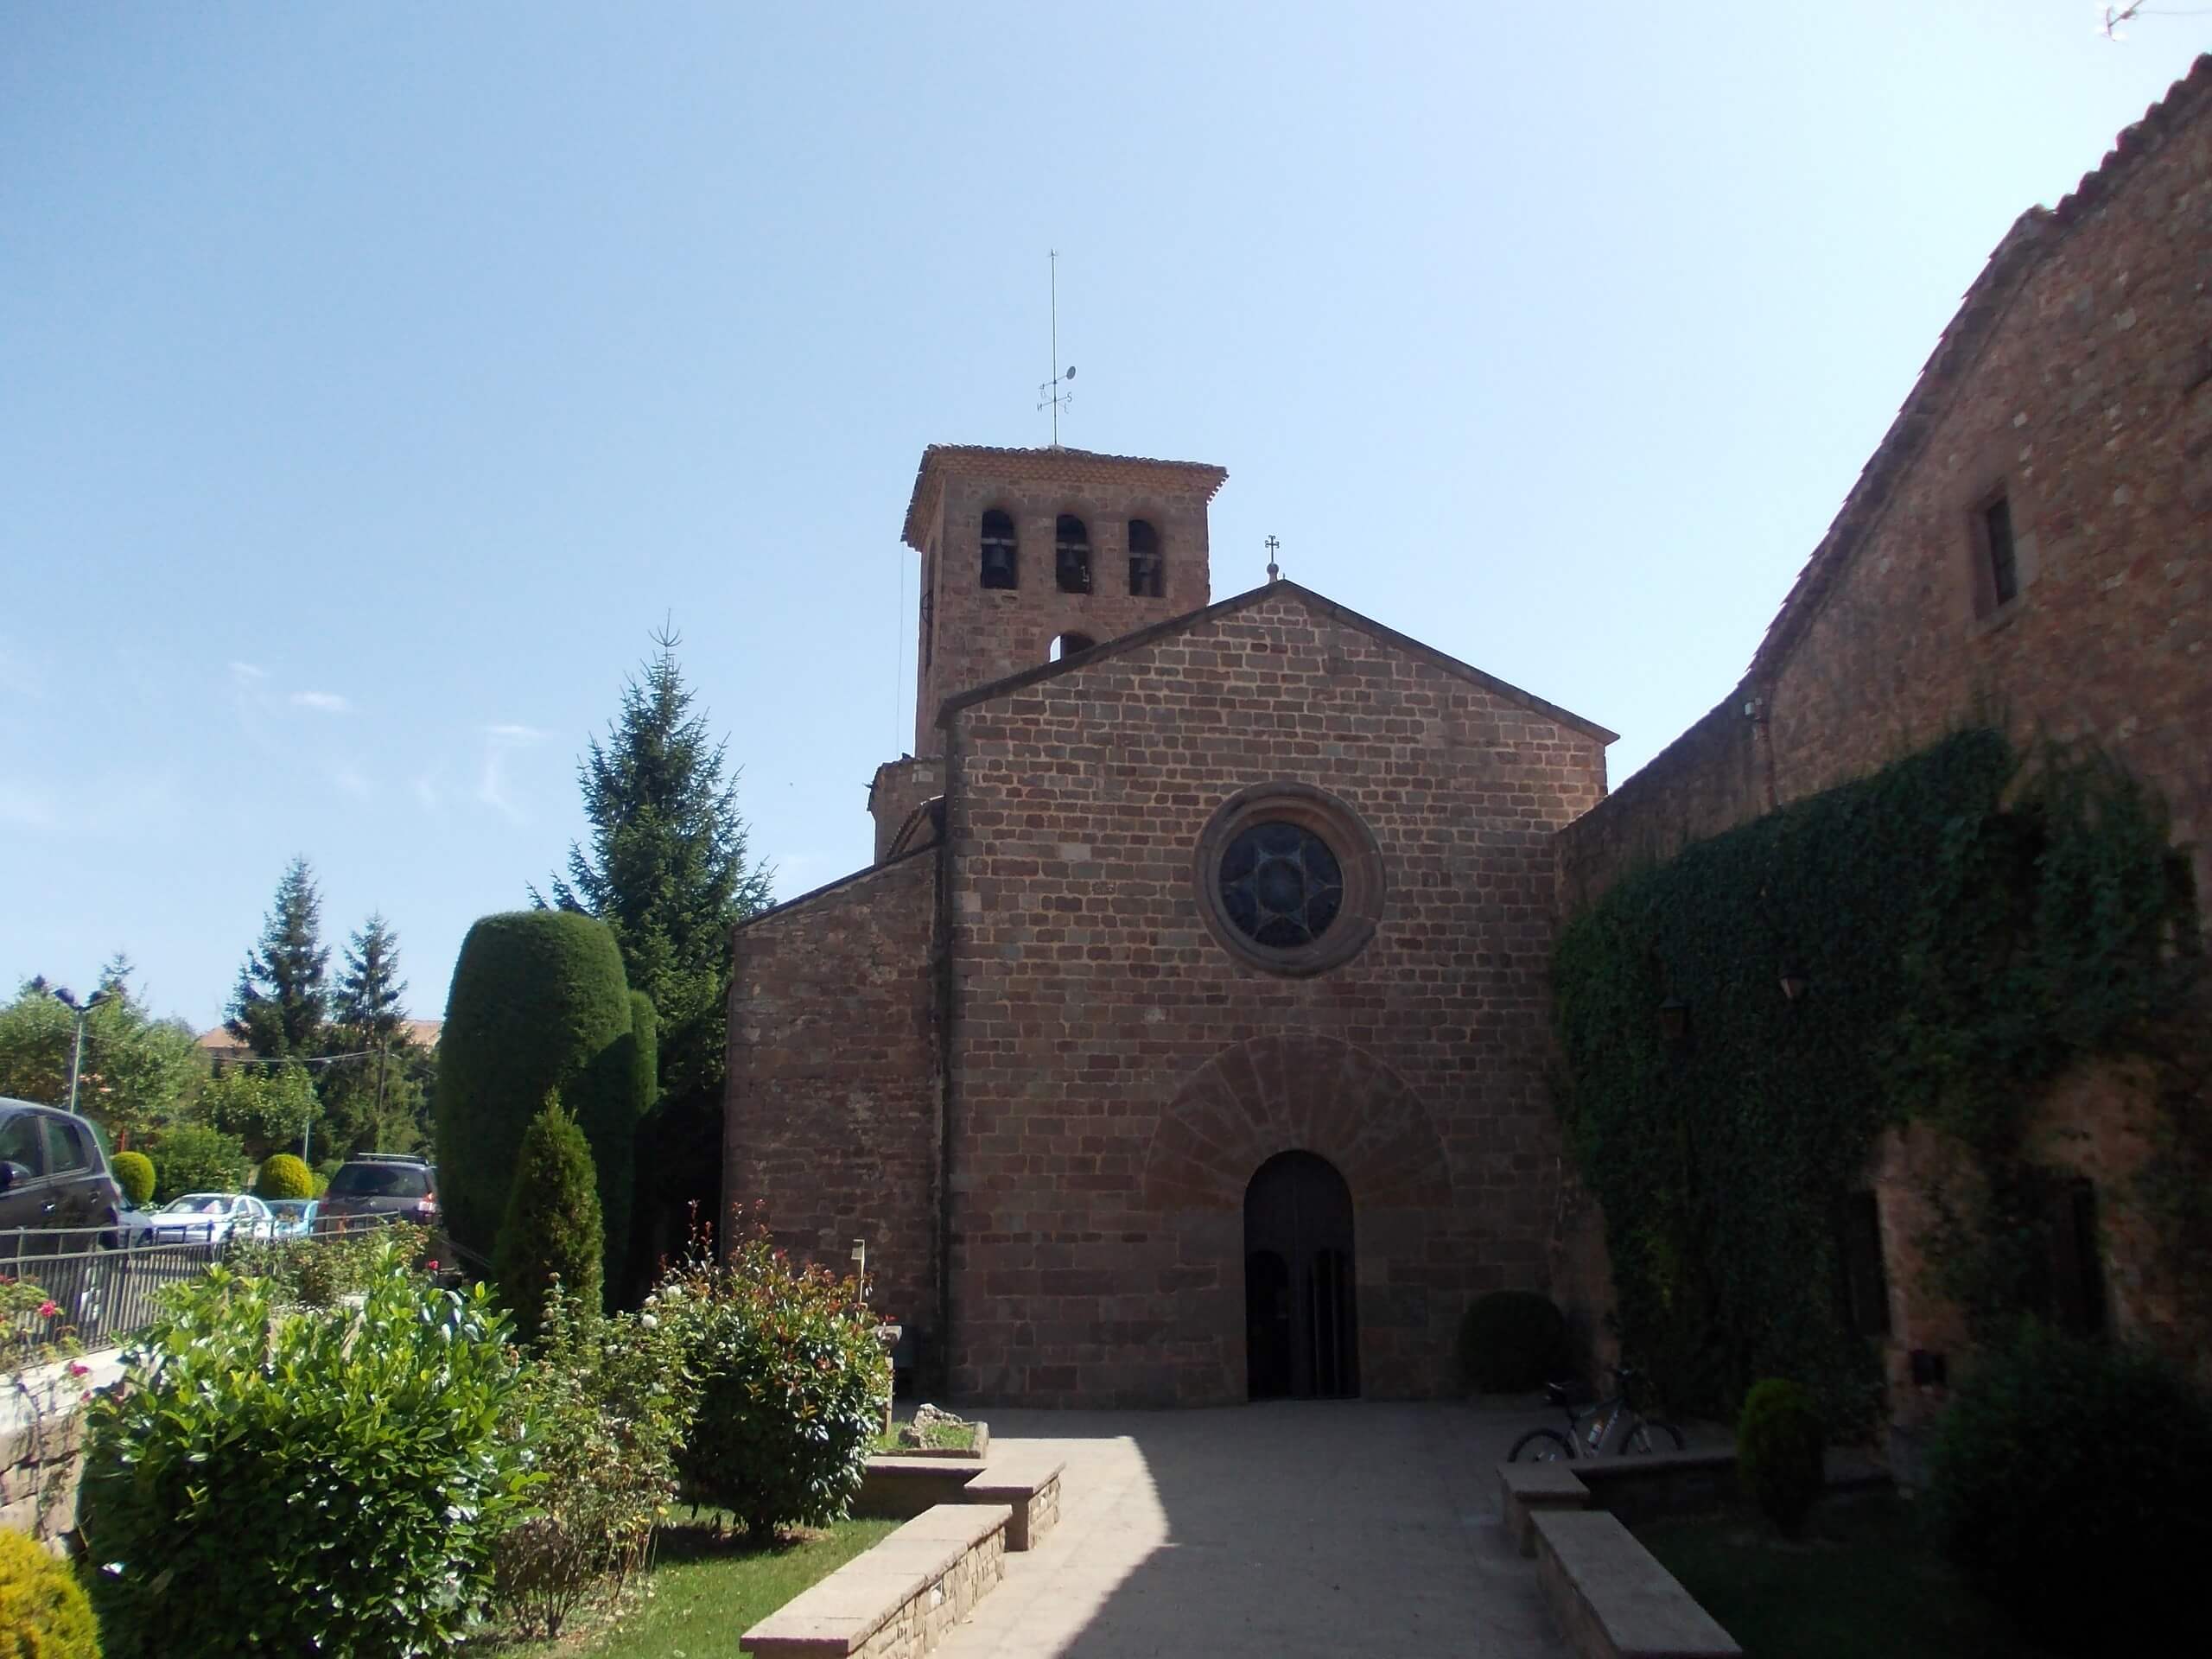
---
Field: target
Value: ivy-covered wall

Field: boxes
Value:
[1551,729,2198,1427]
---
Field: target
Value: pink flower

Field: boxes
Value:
[425,1260,440,1271]
[67,1363,88,1378]
[37,1301,57,1319]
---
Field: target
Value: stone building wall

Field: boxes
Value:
[938,584,1610,1405]
[724,849,943,1342]
[904,448,1225,759]
[1548,58,2212,1409]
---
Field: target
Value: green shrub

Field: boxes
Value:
[494,1096,604,1344]
[435,910,648,1300]
[197,1064,318,1162]
[0,1525,99,1658]
[224,1222,433,1308]
[1927,1324,2212,1653]
[1455,1290,1568,1392]
[656,1230,888,1538]
[1736,1378,1825,1534]
[149,1122,247,1202]
[78,1244,536,1659]
[111,1148,155,1205]
[254,1151,313,1199]
[493,1285,694,1639]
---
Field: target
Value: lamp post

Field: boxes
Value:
[50,986,112,1115]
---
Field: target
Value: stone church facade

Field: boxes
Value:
[725,444,1611,1406]
[729,57,2211,1415]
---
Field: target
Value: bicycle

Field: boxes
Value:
[1508,1365,1686,1461]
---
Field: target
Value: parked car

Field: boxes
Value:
[0,1096,125,1253]
[320,1154,438,1229]
[142,1192,273,1246]
[264,1198,320,1240]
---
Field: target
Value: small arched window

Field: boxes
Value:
[1128,518,1163,597]
[1049,632,1097,662]
[1055,515,1091,594]
[981,510,1018,590]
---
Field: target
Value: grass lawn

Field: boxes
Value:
[497,1513,899,1657]
[876,1420,977,1452]
[1638,1496,2063,1659]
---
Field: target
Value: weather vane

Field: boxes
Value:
[1265,535,1281,582]
[1037,249,1075,446]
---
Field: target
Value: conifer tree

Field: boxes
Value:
[533,626,771,1267]
[494,1094,605,1342]
[226,856,330,1059]
[331,913,407,1047]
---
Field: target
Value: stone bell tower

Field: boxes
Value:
[866,444,1229,860]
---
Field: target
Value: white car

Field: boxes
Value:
[143,1192,274,1246]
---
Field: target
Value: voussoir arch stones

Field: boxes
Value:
[1142,1034,1452,1213]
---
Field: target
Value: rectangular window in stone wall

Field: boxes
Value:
[1983,493,2018,607]
[2046,1177,2108,1341]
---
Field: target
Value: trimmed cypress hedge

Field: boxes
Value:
[494,1095,604,1344]
[436,911,650,1300]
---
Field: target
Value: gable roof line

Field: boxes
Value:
[1745,53,2211,685]
[935,580,1618,744]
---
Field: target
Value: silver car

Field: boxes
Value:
[143,1192,273,1246]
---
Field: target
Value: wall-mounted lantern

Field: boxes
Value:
[1778,965,1809,1003]
[1658,997,1689,1046]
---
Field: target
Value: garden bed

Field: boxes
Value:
[875,1419,986,1456]
[1637,1496,2060,1659]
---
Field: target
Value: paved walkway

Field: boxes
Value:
[933,1402,1568,1659]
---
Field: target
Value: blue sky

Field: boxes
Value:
[1,4,2200,1030]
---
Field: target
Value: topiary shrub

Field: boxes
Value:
[436,910,648,1302]
[494,1096,605,1344]
[1455,1290,1568,1392]
[1927,1323,2212,1654]
[254,1151,313,1199]
[656,1227,888,1538]
[1736,1377,1826,1535]
[149,1122,248,1202]
[79,1243,535,1659]
[111,1148,155,1205]
[0,1526,99,1658]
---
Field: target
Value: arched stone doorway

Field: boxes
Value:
[1243,1151,1358,1400]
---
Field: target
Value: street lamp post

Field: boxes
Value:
[50,987,112,1115]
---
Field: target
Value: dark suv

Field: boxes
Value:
[321,1154,439,1230]
[0,1096,124,1251]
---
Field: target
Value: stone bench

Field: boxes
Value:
[855,1456,988,1519]
[961,1454,1065,1552]
[1497,1460,1592,1556]
[1531,1510,1742,1659]
[741,1502,1011,1659]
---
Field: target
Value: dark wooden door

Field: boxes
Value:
[1243,1151,1358,1399]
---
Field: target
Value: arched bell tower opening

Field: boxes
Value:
[1243,1150,1358,1400]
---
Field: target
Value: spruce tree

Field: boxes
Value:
[226,856,330,1059]
[533,625,771,1268]
[494,1094,605,1342]
[322,913,411,1154]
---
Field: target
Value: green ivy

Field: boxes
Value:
[1554,729,2197,1427]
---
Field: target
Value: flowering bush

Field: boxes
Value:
[0,1275,77,1371]
[655,1228,888,1538]
[493,1282,695,1638]
[79,1243,537,1658]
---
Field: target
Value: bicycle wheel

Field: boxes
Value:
[1624,1419,1687,1454]
[1509,1427,1575,1463]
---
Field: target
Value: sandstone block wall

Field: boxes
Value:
[724,849,943,1343]
[940,587,1610,1405]
[1548,60,2212,1401]
[908,453,1222,758]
